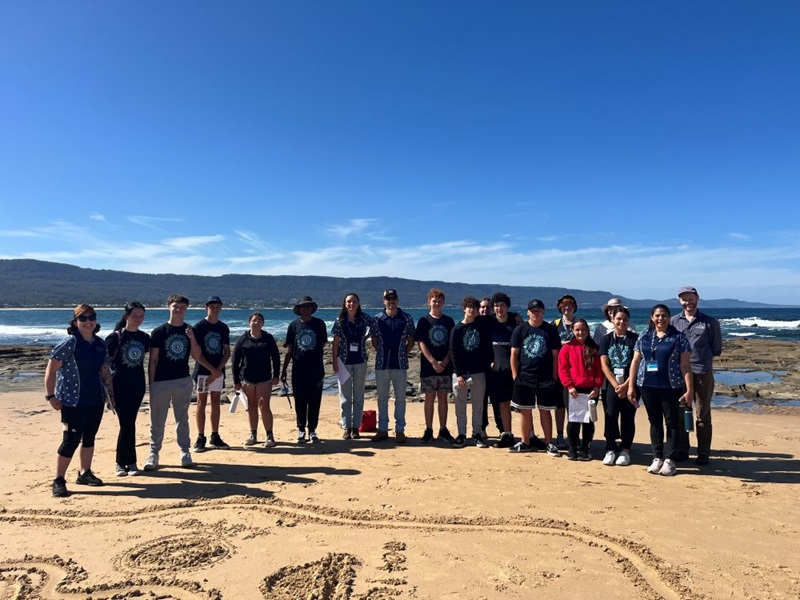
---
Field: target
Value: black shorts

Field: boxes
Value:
[511,380,557,410]
[487,370,514,405]
[553,379,567,409]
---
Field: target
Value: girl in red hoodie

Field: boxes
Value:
[558,319,604,460]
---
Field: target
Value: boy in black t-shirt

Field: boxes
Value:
[416,288,456,443]
[145,294,222,471]
[192,296,231,452]
[509,299,562,454]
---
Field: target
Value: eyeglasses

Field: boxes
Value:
[77,314,97,322]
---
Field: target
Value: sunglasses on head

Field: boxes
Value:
[77,314,97,322]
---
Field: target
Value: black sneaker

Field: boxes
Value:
[530,435,548,451]
[509,441,532,453]
[438,427,455,443]
[52,477,68,497]
[75,470,104,486]
[494,433,515,449]
[567,448,578,461]
[453,434,466,447]
[674,450,689,462]
[578,449,592,462]
[193,435,207,453]
[350,428,361,439]
[695,454,710,466]
[546,443,560,457]
[244,432,257,446]
[209,433,230,449]
[421,428,434,443]
[473,433,488,448]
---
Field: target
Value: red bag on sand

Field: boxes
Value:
[359,410,377,432]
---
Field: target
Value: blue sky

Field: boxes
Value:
[1,2,799,304]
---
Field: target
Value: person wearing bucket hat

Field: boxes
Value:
[670,286,722,466]
[593,297,624,345]
[281,296,328,444]
[191,296,231,453]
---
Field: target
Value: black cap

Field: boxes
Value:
[383,289,398,300]
[527,299,545,311]
[205,295,223,306]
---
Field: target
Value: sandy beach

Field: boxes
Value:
[1,339,799,599]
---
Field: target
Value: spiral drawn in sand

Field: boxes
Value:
[117,533,232,573]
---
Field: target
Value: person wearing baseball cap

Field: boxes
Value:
[670,286,722,466]
[370,289,416,443]
[191,296,231,452]
[508,299,562,454]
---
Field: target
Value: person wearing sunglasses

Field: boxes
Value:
[45,304,115,498]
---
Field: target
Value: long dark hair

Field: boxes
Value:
[114,301,146,331]
[574,318,599,371]
[337,293,363,322]
[647,304,671,330]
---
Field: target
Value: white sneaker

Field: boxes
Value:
[659,458,677,477]
[647,458,664,474]
[602,451,617,466]
[180,451,193,468]
[615,450,631,466]
[143,452,159,471]
[115,463,128,477]
[126,464,141,476]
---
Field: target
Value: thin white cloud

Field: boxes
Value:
[328,218,377,238]
[0,230,41,238]
[165,235,225,250]
[89,213,106,222]
[127,215,184,232]
[729,232,749,240]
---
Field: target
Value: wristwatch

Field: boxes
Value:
[45,394,56,401]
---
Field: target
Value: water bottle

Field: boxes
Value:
[588,399,598,422]
[684,406,695,432]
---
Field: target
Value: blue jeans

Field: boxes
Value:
[375,369,407,433]
[339,362,367,429]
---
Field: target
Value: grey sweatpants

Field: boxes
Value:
[149,376,193,453]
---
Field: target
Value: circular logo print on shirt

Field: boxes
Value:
[429,324,448,347]
[121,340,146,368]
[297,329,317,352]
[608,344,632,369]
[463,329,480,352]
[523,332,546,359]
[165,333,189,361]
[204,331,222,355]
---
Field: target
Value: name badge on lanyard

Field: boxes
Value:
[646,361,659,372]
[349,343,360,352]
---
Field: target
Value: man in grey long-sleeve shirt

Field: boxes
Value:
[670,286,722,466]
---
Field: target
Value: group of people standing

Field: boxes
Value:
[43,286,721,497]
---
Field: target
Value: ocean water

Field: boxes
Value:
[0,306,798,346]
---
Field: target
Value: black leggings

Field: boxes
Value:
[567,422,595,451]
[640,386,681,460]
[603,386,637,452]
[58,405,104,458]
[114,381,145,466]
[292,376,323,432]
